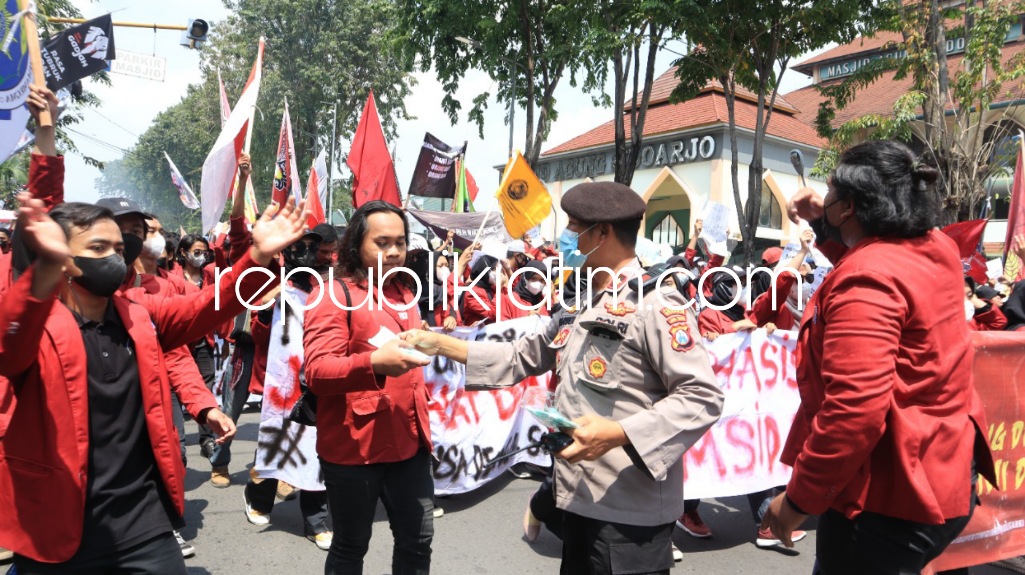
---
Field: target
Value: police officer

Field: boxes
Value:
[402,182,724,574]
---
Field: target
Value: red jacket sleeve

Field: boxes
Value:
[747,273,798,327]
[0,265,58,380]
[29,154,64,211]
[786,270,902,515]
[968,306,1008,331]
[227,216,253,265]
[141,249,280,352]
[460,286,496,326]
[303,282,380,395]
[164,344,218,420]
[249,310,271,395]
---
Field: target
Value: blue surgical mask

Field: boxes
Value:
[558,225,598,269]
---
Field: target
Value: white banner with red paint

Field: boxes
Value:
[683,329,801,500]
[255,286,324,492]
[427,316,552,495]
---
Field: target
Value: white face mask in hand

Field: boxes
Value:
[965,298,976,321]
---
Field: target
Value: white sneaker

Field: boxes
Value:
[174,531,195,558]
[243,492,270,526]
[671,543,683,562]
[0,546,13,561]
[433,506,445,519]
[307,531,333,551]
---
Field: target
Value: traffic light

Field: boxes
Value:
[181,19,209,49]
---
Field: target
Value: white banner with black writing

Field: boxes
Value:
[254,286,324,491]
[427,316,552,495]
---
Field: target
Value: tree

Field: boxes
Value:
[582,0,685,186]
[671,0,874,266]
[95,0,404,230]
[210,0,411,202]
[812,0,1025,223]
[396,0,606,167]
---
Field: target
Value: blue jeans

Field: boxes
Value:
[209,343,254,468]
[321,448,434,575]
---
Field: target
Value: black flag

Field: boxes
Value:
[40,15,116,91]
[407,133,466,199]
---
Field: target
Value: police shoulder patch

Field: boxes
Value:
[669,323,694,352]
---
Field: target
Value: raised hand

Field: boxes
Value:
[238,152,252,180]
[27,84,60,125]
[799,229,815,252]
[17,192,71,268]
[788,188,824,224]
[250,197,307,266]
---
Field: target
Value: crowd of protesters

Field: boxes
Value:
[0,84,1023,575]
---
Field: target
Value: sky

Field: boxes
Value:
[63,1,827,218]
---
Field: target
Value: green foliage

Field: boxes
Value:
[814,0,1025,221]
[94,0,408,232]
[669,0,874,265]
[0,150,28,210]
[395,0,608,166]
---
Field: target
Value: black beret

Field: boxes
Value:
[561,182,645,223]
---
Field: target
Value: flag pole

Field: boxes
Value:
[19,0,51,127]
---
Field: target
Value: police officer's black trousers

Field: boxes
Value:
[560,511,674,575]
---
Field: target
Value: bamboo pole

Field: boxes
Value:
[19,0,50,127]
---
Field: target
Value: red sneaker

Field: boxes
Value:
[756,527,807,548]
[676,510,712,538]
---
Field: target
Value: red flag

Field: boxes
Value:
[1004,137,1025,281]
[466,167,479,203]
[347,91,400,208]
[306,150,328,228]
[942,219,989,284]
[271,101,303,208]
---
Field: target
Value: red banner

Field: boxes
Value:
[927,331,1025,572]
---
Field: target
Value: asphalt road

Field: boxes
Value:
[1,409,1014,574]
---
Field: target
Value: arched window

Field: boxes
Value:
[650,213,685,247]
[758,186,783,229]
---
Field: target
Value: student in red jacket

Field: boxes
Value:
[747,230,816,332]
[501,259,551,320]
[762,140,997,573]
[0,194,305,573]
[965,277,1008,331]
[459,254,502,326]
[303,200,433,574]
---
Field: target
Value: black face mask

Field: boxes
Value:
[284,248,318,272]
[122,233,143,266]
[72,253,128,297]
[812,198,848,245]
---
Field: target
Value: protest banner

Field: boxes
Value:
[926,331,1025,572]
[39,14,115,91]
[407,133,466,199]
[407,208,512,251]
[426,316,552,495]
[253,286,323,492]
[699,201,729,249]
[683,330,800,499]
[0,0,32,164]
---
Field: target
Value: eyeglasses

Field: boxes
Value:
[190,249,212,258]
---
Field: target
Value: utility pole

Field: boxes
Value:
[327,102,338,224]
[48,17,187,30]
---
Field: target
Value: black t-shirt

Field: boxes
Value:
[72,303,176,559]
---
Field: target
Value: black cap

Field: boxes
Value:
[301,229,323,243]
[976,285,1000,301]
[96,197,147,221]
[561,182,645,223]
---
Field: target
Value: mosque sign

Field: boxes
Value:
[536,133,718,182]
[818,21,1023,81]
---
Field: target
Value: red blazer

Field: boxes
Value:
[120,270,219,420]
[499,290,550,321]
[0,251,277,562]
[460,285,496,326]
[698,307,738,337]
[304,278,432,466]
[969,306,1007,331]
[781,230,997,524]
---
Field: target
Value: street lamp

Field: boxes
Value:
[456,36,522,160]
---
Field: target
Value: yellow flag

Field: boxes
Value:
[496,151,552,239]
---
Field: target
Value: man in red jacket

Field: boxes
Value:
[0,192,306,573]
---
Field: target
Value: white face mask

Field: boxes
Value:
[526,280,544,295]
[965,298,976,321]
[488,270,498,286]
[143,236,165,259]
[187,254,206,269]
[436,266,451,282]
